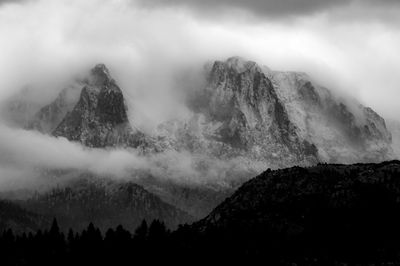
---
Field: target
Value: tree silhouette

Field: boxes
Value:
[134,219,148,242]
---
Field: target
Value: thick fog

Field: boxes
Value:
[0,0,399,190]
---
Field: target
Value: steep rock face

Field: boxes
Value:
[173,57,392,167]
[22,176,193,231]
[180,57,319,167]
[268,70,393,163]
[52,64,146,148]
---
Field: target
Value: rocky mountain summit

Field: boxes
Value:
[52,64,146,148]
[160,57,393,167]
[182,57,319,166]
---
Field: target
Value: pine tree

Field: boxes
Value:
[134,220,148,242]
[50,218,60,236]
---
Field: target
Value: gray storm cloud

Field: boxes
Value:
[135,0,400,20]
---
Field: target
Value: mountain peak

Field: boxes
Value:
[89,63,113,87]
[52,65,146,148]
[223,56,259,73]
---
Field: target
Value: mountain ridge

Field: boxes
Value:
[20,175,193,231]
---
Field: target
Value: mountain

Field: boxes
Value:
[180,57,319,167]
[267,69,393,163]
[6,57,394,223]
[52,64,147,148]
[0,199,48,233]
[21,176,193,231]
[175,57,393,167]
[25,58,393,164]
[196,160,400,230]
[191,161,400,262]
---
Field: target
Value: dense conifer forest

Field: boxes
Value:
[2,161,400,265]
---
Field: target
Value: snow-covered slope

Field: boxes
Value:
[266,68,392,163]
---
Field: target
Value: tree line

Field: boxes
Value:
[0,218,185,265]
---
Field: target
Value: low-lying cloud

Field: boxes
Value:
[0,123,264,191]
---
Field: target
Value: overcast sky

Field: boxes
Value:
[0,0,399,121]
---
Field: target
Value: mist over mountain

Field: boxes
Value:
[52,64,148,149]
[1,1,400,264]
[0,56,395,220]
[20,57,393,167]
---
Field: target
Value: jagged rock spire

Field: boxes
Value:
[52,64,145,148]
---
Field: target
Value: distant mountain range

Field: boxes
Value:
[1,56,398,229]
[16,57,394,165]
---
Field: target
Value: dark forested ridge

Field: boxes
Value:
[20,178,193,231]
[0,200,48,233]
[2,161,400,265]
